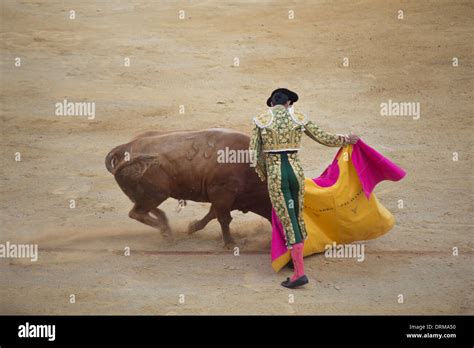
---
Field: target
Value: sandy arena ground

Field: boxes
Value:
[1,0,473,314]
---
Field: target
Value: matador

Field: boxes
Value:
[249,88,358,288]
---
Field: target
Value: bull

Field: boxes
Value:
[105,129,272,245]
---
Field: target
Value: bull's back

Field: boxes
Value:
[154,128,254,187]
[120,129,258,201]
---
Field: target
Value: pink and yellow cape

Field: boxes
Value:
[271,139,407,272]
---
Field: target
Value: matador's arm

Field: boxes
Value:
[303,120,350,147]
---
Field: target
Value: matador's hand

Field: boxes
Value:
[345,133,359,145]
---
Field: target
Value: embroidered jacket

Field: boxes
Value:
[249,104,349,181]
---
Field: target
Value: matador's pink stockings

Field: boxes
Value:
[290,242,305,281]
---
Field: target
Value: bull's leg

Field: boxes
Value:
[149,207,172,236]
[129,205,161,228]
[188,206,216,234]
[215,207,235,246]
[128,197,172,237]
[208,188,237,246]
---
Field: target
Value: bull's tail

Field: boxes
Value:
[105,146,157,176]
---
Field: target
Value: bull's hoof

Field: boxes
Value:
[224,238,237,249]
[161,229,174,241]
[187,220,201,234]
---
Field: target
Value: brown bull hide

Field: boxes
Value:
[105,128,272,245]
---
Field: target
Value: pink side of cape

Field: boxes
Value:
[313,148,342,188]
[271,210,288,260]
[351,139,406,198]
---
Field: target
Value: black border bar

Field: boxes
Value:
[0,315,472,346]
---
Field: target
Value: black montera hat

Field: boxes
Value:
[266,88,299,107]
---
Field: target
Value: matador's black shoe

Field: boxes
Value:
[281,275,309,288]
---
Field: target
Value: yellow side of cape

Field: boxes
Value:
[272,146,395,272]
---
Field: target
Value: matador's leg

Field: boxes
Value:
[266,153,296,246]
[288,153,307,241]
[280,153,303,245]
